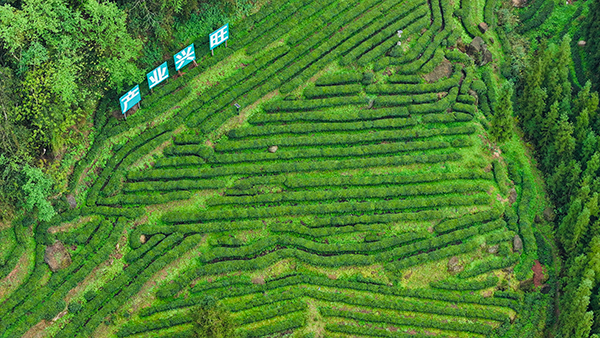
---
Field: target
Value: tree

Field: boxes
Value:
[560,252,596,338]
[574,81,600,124]
[548,160,582,211]
[583,0,600,92]
[560,198,584,251]
[581,131,598,164]
[0,0,143,154]
[490,81,514,143]
[191,296,236,338]
[554,113,576,163]
[540,100,559,149]
[20,162,56,222]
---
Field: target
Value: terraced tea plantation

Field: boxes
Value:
[0,0,550,336]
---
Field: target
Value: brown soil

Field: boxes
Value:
[532,260,544,287]
[44,241,72,272]
[422,58,453,83]
[47,216,95,234]
[251,276,266,285]
[0,249,30,300]
[22,320,49,338]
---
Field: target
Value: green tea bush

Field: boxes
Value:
[430,275,499,291]
[435,209,502,233]
[124,179,226,193]
[458,253,520,278]
[230,118,418,138]
[354,3,429,66]
[250,106,410,123]
[315,72,363,86]
[212,140,448,165]
[98,191,191,206]
[321,307,493,335]
[387,74,423,84]
[207,182,485,206]
[303,83,362,99]
[263,96,368,112]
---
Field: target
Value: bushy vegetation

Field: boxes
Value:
[1,0,588,336]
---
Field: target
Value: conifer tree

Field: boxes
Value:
[575,81,600,123]
[583,0,600,91]
[528,86,549,143]
[576,108,591,148]
[548,160,582,209]
[490,81,514,143]
[554,113,576,163]
[560,265,595,338]
[519,50,546,139]
[560,198,584,251]
[581,131,598,164]
[540,100,560,148]
[557,35,573,107]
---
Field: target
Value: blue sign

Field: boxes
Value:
[120,85,141,114]
[210,24,229,50]
[174,44,196,71]
[147,62,169,89]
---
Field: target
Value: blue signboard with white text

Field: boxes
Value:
[210,24,229,50]
[147,62,169,89]
[174,44,196,71]
[120,85,141,114]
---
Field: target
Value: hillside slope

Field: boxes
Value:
[0,0,554,337]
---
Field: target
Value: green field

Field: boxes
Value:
[0,0,563,336]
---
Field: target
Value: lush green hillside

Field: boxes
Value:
[0,0,581,336]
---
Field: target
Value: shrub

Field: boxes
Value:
[303,84,362,99]
[84,290,96,302]
[431,275,499,291]
[68,301,82,313]
[315,72,363,86]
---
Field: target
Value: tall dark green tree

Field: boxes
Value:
[583,0,600,92]
[490,81,514,143]
[554,113,576,163]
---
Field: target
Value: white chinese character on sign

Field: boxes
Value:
[121,87,139,112]
[175,46,195,70]
[211,25,228,48]
[149,66,168,88]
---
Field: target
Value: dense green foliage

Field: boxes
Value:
[583,0,600,92]
[0,0,247,222]
[516,33,600,337]
[0,0,581,336]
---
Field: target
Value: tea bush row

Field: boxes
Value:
[163,191,488,223]
[307,288,510,322]
[284,170,492,189]
[320,307,493,335]
[373,93,439,107]
[55,233,201,337]
[97,191,191,206]
[123,178,227,193]
[303,84,363,99]
[269,222,393,238]
[211,140,451,165]
[435,208,503,233]
[214,123,472,152]
[207,181,486,206]
[263,96,368,112]
[237,312,306,338]
[228,116,419,138]
[245,0,325,55]
[315,72,363,86]
[350,3,429,66]
[367,67,461,95]
[458,253,521,278]
[278,0,406,93]
[430,275,499,291]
